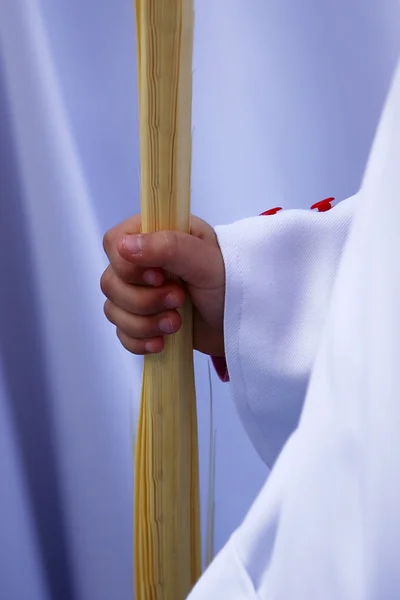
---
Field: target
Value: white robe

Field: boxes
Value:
[189,62,400,598]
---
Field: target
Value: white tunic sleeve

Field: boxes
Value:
[215,198,355,467]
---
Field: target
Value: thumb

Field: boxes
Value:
[117,230,221,288]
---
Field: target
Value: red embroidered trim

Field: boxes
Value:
[310,197,335,212]
[260,207,283,216]
[260,197,337,216]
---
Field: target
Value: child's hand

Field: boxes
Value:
[101,215,225,357]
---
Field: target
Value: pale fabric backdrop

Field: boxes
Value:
[0,1,398,599]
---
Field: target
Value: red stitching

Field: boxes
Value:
[260,197,336,216]
[310,197,335,212]
[260,207,283,216]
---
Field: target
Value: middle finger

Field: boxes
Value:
[100,267,185,316]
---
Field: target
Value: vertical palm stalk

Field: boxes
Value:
[134,2,201,599]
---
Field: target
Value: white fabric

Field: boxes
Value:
[191,0,399,555]
[189,63,400,599]
[216,198,355,467]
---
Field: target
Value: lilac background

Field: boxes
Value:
[0,1,398,598]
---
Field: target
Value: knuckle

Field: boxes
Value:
[116,328,143,355]
[102,229,114,256]
[161,230,179,261]
[100,268,113,297]
[103,299,113,321]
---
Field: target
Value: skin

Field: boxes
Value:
[101,215,226,357]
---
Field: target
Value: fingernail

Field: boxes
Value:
[159,318,174,334]
[164,293,180,309]
[145,341,156,353]
[143,270,156,285]
[123,234,142,255]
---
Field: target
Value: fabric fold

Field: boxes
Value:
[215,199,355,466]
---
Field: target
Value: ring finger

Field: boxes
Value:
[104,300,182,339]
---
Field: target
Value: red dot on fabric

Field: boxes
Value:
[310,197,335,212]
[260,207,283,216]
